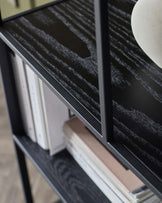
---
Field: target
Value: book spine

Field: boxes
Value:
[39,80,69,155]
[11,53,36,142]
[25,64,48,149]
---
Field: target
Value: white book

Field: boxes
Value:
[11,53,36,142]
[39,80,69,155]
[25,64,48,149]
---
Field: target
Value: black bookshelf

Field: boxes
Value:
[0,0,162,201]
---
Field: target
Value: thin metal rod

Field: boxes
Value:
[0,39,24,134]
[14,141,34,203]
[94,0,113,141]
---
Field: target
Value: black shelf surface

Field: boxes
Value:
[0,0,162,198]
[13,134,110,203]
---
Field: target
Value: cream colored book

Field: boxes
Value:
[26,64,48,150]
[11,53,36,142]
[39,80,69,155]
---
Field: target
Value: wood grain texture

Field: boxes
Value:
[13,134,110,203]
[3,0,162,179]
[108,0,162,178]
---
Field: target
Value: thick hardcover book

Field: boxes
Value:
[25,64,48,150]
[39,80,69,155]
[64,118,160,203]
[11,53,36,142]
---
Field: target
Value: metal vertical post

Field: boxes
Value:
[0,40,24,134]
[0,39,34,203]
[94,0,113,141]
[14,142,34,203]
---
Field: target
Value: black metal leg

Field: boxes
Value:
[14,142,34,203]
[0,39,24,134]
[0,39,33,202]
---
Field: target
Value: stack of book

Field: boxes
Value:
[63,118,161,203]
[11,52,69,155]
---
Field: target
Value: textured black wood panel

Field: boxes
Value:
[108,0,162,179]
[3,0,162,181]
[13,134,110,203]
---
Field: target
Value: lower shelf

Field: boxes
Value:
[13,134,110,203]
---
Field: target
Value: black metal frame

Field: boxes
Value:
[0,39,33,203]
[94,0,113,141]
[0,0,161,201]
